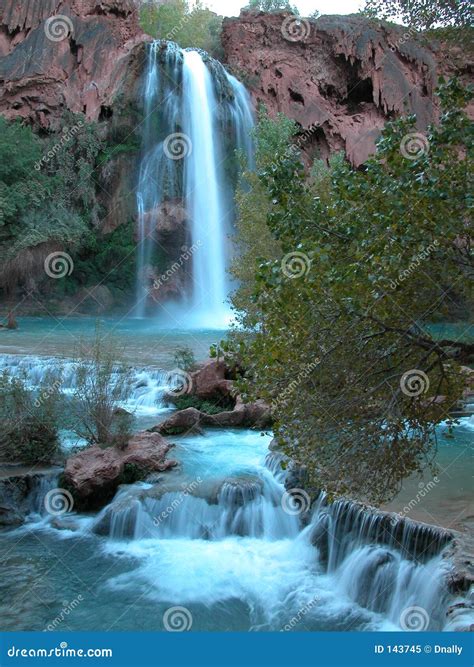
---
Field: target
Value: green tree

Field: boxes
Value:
[231,79,472,504]
[245,0,300,14]
[364,0,472,29]
[139,0,223,56]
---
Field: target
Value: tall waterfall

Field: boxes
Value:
[134,42,254,327]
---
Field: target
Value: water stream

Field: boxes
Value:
[1,351,471,632]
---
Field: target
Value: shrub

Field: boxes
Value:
[0,369,62,464]
[70,327,135,447]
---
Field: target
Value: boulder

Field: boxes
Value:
[63,431,177,510]
[154,399,271,436]
[189,360,235,401]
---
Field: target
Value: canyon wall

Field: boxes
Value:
[0,0,147,128]
[222,11,472,166]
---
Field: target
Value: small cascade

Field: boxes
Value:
[27,472,60,517]
[0,354,170,416]
[93,471,299,541]
[308,494,452,569]
[134,41,254,325]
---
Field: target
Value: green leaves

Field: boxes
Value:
[231,79,472,504]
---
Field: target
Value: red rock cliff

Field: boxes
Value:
[222,11,472,166]
[0,0,148,128]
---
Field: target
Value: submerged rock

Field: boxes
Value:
[63,431,177,510]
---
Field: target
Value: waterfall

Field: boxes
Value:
[134,41,254,326]
[0,353,171,418]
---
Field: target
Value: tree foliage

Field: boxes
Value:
[245,0,300,14]
[231,79,473,504]
[364,0,473,29]
[139,0,223,57]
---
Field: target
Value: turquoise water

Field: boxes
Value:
[0,316,225,367]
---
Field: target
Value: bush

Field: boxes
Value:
[0,369,62,464]
[173,345,197,372]
[170,394,235,414]
[70,327,135,448]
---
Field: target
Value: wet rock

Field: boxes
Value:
[63,431,177,510]
[154,399,271,436]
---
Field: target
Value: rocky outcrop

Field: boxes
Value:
[63,431,177,509]
[155,397,272,436]
[188,359,235,401]
[222,11,472,166]
[0,0,147,128]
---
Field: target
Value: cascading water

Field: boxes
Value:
[134,41,254,326]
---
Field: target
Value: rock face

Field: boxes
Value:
[63,431,177,509]
[222,11,472,166]
[0,0,147,128]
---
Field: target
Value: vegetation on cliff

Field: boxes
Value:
[139,0,223,57]
[230,79,473,504]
